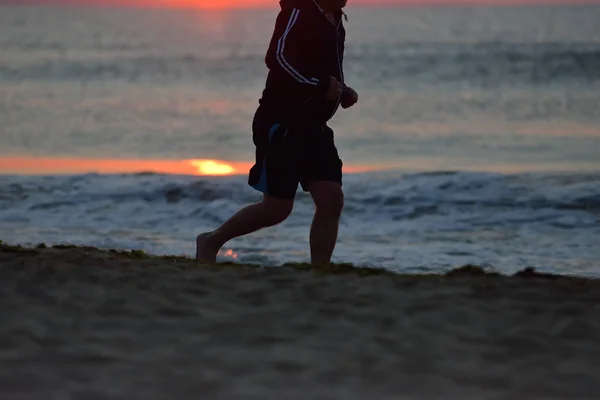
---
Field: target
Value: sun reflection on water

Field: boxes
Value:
[219,249,239,260]
[188,159,236,175]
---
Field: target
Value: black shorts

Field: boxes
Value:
[248,119,343,200]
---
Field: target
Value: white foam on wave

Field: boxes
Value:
[0,170,599,275]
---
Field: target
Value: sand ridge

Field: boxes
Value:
[1,242,600,400]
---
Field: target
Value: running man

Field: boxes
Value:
[196,0,358,264]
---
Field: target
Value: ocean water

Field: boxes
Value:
[1,4,599,275]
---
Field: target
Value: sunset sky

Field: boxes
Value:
[2,0,599,7]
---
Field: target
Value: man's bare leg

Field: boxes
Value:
[196,194,294,262]
[307,181,344,265]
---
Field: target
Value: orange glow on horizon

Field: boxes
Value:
[41,0,600,9]
[0,157,381,176]
[154,0,275,8]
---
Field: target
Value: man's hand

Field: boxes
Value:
[325,76,342,101]
[341,86,358,109]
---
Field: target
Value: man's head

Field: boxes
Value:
[316,0,347,12]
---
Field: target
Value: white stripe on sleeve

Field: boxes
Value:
[276,9,319,86]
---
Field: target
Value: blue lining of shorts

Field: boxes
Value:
[251,123,280,194]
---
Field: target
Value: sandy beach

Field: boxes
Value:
[1,242,600,400]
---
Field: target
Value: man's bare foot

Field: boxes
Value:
[195,232,220,262]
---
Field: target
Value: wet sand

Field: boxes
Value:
[1,242,600,400]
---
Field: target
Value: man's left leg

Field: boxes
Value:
[302,125,344,265]
[306,180,344,265]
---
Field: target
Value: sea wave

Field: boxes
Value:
[1,44,599,86]
[1,171,598,218]
[0,54,264,83]
[349,43,600,87]
[1,170,598,273]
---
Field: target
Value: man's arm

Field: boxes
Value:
[266,8,335,99]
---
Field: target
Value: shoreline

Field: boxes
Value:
[2,240,598,281]
[2,241,600,399]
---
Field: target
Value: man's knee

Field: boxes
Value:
[262,195,294,225]
[310,182,344,218]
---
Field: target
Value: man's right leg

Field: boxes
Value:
[195,194,293,262]
[196,120,299,262]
